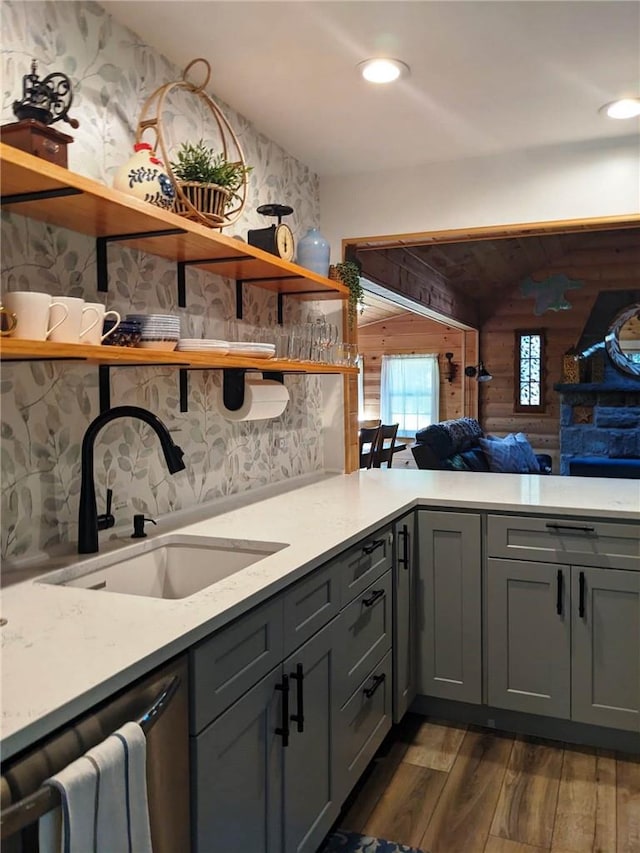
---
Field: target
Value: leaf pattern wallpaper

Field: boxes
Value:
[1,1,331,562]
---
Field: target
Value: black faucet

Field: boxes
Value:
[78,405,186,554]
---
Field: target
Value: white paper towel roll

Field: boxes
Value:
[217,376,289,421]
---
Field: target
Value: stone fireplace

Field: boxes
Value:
[557,359,640,476]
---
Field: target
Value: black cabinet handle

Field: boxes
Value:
[398,524,409,570]
[556,569,563,616]
[363,673,385,699]
[545,523,595,534]
[579,571,586,618]
[290,663,304,733]
[275,674,290,747]
[363,539,385,555]
[362,588,385,607]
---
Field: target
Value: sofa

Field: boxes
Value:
[411,417,552,474]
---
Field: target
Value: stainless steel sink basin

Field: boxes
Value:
[39,535,288,600]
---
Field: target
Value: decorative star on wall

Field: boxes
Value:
[520,273,583,315]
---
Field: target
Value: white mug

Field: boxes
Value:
[3,291,69,341]
[81,303,121,346]
[48,297,100,344]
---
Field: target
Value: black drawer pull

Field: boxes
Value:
[362,589,385,607]
[363,539,385,555]
[398,524,409,570]
[363,673,385,699]
[290,663,304,733]
[545,523,595,534]
[556,569,563,616]
[275,674,290,747]
[579,571,586,618]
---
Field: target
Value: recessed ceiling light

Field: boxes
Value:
[358,58,410,84]
[600,98,640,119]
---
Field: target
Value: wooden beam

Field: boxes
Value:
[357,247,479,328]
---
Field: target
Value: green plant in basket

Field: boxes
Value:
[170,140,252,203]
[334,260,364,329]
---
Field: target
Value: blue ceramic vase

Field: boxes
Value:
[296,227,330,277]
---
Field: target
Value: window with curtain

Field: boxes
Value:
[380,354,440,438]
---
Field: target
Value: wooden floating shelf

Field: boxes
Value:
[0,144,349,300]
[0,339,358,374]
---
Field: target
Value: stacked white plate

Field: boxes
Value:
[227,341,276,359]
[177,338,229,354]
[127,314,181,351]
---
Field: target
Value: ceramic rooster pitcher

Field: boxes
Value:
[113,142,175,210]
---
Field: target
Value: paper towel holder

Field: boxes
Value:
[223,368,285,411]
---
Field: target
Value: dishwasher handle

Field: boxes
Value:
[1,674,180,840]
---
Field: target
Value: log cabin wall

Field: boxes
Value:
[358,314,476,424]
[479,230,640,472]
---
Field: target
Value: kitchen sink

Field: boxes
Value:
[39,535,288,600]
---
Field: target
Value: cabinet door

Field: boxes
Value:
[393,512,416,722]
[487,558,570,719]
[283,619,340,853]
[572,566,640,732]
[417,511,482,703]
[192,667,283,853]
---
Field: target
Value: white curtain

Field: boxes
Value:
[380,354,440,437]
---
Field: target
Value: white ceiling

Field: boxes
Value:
[101,1,639,178]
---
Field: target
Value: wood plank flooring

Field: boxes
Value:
[338,715,640,853]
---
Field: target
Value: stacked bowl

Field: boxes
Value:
[126,314,181,351]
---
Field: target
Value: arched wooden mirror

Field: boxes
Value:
[605,303,640,377]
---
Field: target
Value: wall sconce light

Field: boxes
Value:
[444,352,457,383]
[464,361,493,382]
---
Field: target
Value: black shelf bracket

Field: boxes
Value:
[179,368,189,413]
[96,228,186,293]
[236,281,244,320]
[1,187,84,206]
[99,365,111,413]
[176,255,256,308]
[277,293,284,325]
[98,360,190,413]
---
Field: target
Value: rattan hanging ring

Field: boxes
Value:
[136,58,248,229]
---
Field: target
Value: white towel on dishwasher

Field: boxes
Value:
[39,720,152,853]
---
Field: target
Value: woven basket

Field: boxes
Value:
[174,181,232,226]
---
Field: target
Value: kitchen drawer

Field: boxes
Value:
[190,596,284,733]
[336,569,392,706]
[487,515,640,571]
[338,527,393,605]
[335,651,392,804]
[283,559,341,656]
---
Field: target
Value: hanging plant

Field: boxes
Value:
[333,260,364,329]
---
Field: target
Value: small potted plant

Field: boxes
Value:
[331,260,364,329]
[170,140,252,226]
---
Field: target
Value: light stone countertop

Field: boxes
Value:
[1,469,639,759]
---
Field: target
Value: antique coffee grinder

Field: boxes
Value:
[1,59,79,167]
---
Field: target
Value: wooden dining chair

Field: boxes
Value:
[372,423,400,468]
[359,425,381,469]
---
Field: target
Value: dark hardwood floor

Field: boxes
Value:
[337,715,640,853]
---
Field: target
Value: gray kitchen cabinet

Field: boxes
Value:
[416,510,482,703]
[487,558,640,732]
[393,512,416,722]
[283,619,341,853]
[487,558,571,718]
[192,667,284,853]
[190,522,395,853]
[571,566,640,732]
[193,617,340,853]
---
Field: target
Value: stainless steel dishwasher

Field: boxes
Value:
[1,654,190,852]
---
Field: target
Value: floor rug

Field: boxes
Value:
[320,829,426,853]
